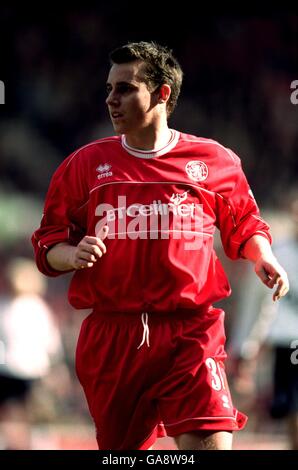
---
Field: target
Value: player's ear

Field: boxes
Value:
[158,84,171,104]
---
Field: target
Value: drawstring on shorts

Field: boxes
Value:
[137,312,150,349]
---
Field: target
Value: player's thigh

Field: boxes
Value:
[175,430,233,450]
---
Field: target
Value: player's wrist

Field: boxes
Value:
[66,245,78,269]
[254,252,277,266]
[242,234,273,263]
[47,243,77,271]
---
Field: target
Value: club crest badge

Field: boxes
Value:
[185,161,208,182]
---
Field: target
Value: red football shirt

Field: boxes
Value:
[32,130,271,313]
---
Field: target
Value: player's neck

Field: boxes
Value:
[124,124,171,151]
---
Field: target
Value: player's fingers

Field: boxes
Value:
[83,229,109,252]
[80,243,106,258]
[74,246,97,268]
[273,277,289,301]
[84,227,109,244]
[95,239,107,255]
[97,225,109,241]
[78,263,94,269]
[279,281,289,298]
[83,240,107,257]
[256,266,271,286]
[78,250,97,263]
[267,272,280,288]
[80,238,108,256]
[273,286,281,301]
[75,258,94,269]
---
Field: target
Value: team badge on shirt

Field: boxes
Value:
[185,161,208,182]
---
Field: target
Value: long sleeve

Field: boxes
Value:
[32,152,89,276]
[215,151,272,260]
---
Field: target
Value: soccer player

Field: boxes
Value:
[32,41,289,450]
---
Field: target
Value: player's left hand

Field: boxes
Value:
[254,256,289,301]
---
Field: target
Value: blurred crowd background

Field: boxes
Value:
[0,6,297,449]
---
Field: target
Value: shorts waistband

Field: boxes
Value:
[91,305,213,323]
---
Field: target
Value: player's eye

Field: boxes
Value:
[116,84,133,94]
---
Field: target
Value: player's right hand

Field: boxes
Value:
[72,225,109,270]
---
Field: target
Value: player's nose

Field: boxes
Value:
[106,92,119,107]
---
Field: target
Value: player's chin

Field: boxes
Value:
[111,120,126,134]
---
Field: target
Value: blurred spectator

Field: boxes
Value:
[0,12,297,202]
[0,257,64,449]
[228,188,298,449]
[265,190,298,449]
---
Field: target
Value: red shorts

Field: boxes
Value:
[75,307,247,450]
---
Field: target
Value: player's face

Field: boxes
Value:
[106,61,159,135]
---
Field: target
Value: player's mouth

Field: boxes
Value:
[111,112,124,121]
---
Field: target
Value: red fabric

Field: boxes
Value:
[32,132,271,313]
[75,307,247,450]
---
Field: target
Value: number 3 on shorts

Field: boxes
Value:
[205,357,226,391]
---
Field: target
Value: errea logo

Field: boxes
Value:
[96,163,113,179]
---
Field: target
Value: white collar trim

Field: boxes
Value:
[121,129,180,158]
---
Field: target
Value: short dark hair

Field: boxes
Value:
[109,41,183,117]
